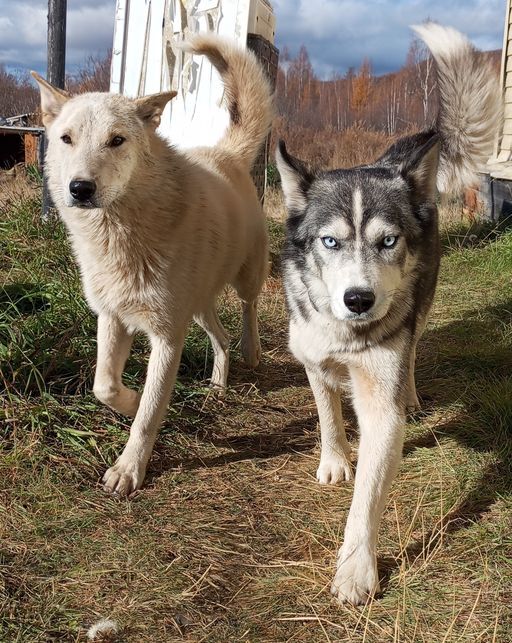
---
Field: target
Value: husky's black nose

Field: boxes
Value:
[344,289,375,314]
[69,180,96,202]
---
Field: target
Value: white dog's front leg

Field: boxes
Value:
[93,314,140,417]
[103,332,185,496]
[306,367,352,484]
[331,361,405,605]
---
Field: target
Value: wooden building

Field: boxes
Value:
[0,125,45,171]
[110,0,278,199]
[482,0,512,221]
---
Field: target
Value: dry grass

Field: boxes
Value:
[270,117,398,169]
[0,166,41,210]
[1,187,511,641]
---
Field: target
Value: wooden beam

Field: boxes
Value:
[47,0,67,88]
[495,0,512,158]
[43,0,67,218]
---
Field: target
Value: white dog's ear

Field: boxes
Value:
[275,140,315,212]
[400,134,440,203]
[135,91,177,128]
[31,71,70,126]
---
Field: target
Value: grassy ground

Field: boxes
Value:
[1,183,511,642]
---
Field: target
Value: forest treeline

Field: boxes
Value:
[0,39,500,170]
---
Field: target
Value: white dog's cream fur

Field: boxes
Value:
[32,34,273,495]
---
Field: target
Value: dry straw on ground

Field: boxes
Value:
[0,174,510,641]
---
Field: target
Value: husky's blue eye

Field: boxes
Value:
[382,235,398,248]
[321,236,338,249]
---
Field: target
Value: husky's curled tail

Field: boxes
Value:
[378,23,502,194]
[413,23,503,193]
[177,34,273,169]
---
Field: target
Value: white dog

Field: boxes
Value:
[32,35,273,495]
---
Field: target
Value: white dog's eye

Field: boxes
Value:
[109,136,125,147]
[61,134,72,145]
[382,235,398,248]
[321,236,338,249]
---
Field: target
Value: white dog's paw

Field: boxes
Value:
[94,383,141,418]
[316,450,352,484]
[102,453,147,496]
[209,370,228,390]
[209,379,227,392]
[331,545,380,605]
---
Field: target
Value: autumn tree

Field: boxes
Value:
[350,58,372,118]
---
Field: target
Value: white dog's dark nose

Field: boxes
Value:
[69,180,96,202]
[344,289,375,314]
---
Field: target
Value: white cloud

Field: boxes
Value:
[273,0,504,77]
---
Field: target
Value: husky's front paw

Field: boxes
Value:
[405,384,421,413]
[317,449,352,484]
[406,392,421,413]
[331,545,380,605]
[102,452,147,496]
[241,334,261,368]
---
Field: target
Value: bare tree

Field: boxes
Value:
[67,50,112,93]
[386,78,399,134]
[0,67,39,117]
[407,38,436,126]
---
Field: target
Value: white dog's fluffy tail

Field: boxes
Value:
[178,34,273,169]
[413,22,503,193]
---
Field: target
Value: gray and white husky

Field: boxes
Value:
[276,23,502,604]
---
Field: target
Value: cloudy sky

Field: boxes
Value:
[0,0,505,78]
[0,0,114,74]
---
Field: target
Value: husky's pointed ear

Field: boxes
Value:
[135,91,177,128]
[275,140,315,212]
[31,71,70,126]
[400,134,440,202]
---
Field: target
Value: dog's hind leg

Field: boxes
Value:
[194,308,230,389]
[233,252,268,369]
[406,315,428,412]
[331,350,406,605]
[103,329,186,496]
[406,343,421,412]
[240,299,261,368]
[306,367,352,484]
[93,314,140,417]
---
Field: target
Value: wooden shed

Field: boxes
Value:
[0,126,45,171]
[110,0,278,200]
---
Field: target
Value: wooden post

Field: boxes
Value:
[43,0,67,218]
[47,0,67,87]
